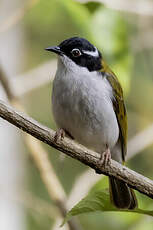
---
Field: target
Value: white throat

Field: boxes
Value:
[58,54,91,75]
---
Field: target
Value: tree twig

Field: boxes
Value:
[0,66,16,101]
[0,0,39,34]
[0,65,82,230]
[0,100,153,199]
[11,60,57,98]
[24,135,82,230]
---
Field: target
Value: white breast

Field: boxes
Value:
[52,56,119,153]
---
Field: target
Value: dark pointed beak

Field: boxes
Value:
[45,46,62,55]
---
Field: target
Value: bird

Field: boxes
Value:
[45,37,137,209]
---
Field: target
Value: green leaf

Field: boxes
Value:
[89,176,108,193]
[62,189,153,226]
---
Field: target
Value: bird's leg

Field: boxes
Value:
[95,145,111,174]
[65,130,74,140]
[54,129,74,163]
[54,128,65,142]
[100,145,111,166]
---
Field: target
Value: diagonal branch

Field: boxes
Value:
[0,100,153,199]
[0,67,15,101]
[0,65,82,230]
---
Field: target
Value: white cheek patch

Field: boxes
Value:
[83,47,99,57]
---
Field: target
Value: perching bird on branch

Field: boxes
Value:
[45,37,137,209]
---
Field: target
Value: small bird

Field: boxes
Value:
[45,37,137,209]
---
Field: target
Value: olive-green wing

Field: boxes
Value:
[101,60,127,162]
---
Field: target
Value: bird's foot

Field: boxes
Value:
[100,147,111,167]
[54,128,65,142]
[96,146,111,174]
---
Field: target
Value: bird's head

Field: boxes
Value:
[45,37,102,72]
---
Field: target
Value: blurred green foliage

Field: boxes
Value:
[21,0,153,229]
[63,178,153,225]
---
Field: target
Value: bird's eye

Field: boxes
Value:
[71,49,81,57]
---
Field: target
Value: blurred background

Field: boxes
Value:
[0,0,153,229]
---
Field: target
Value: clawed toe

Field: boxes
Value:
[95,146,111,174]
[100,147,111,167]
[54,128,65,142]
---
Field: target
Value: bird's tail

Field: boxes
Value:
[109,176,137,209]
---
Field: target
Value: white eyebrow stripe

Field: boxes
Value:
[83,47,99,57]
